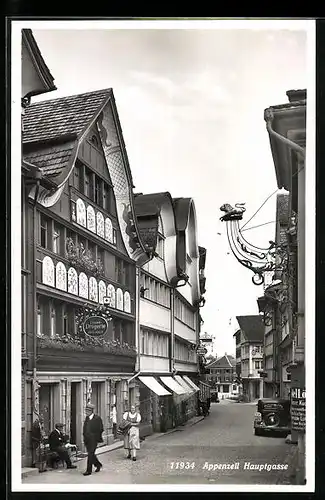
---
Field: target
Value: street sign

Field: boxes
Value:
[291,387,305,432]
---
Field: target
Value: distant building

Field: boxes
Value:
[236,316,264,401]
[205,354,239,399]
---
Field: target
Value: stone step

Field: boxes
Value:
[21,467,39,479]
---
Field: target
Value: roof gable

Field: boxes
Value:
[23,88,112,145]
[206,354,236,369]
[236,315,264,342]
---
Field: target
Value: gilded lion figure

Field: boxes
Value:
[220,203,246,221]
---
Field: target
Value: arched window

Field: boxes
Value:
[96,211,105,239]
[79,272,88,299]
[105,217,113,243]
[56,262,67,291]
[107,284,115,308]
[89,277,98,302]
[68,267,78,295]
[42,256,54,286]
[116,288,123,311]
[98,280,106,304]
[76,198,86,227]
[87,205,96,233]
[124,291,131,313]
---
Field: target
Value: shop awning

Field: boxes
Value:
[183,375,200,392]
[160,376,187,395]
[174,375,194,394]
[138,376,171,396]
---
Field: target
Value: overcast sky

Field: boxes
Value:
[29,22,308,356]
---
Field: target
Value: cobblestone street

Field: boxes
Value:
[22,400,293,486]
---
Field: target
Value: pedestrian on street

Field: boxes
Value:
[48,423,77,469]
[123,404,141,461]
[82,403,104,476]
[111,404,117,439]
[31,414,47,473]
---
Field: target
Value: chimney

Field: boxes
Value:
[286,89,306,103]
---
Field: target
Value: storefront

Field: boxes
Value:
[136,374,200,435]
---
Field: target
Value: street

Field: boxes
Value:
[22,400,292,485]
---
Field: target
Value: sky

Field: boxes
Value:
[28,22,308,357]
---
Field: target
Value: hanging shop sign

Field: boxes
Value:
[291,387,306,433]
[83,315,108,337]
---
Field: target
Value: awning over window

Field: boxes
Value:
[174,375,194,394]
[183,375,200,392]
[138,376,171,396]
[160,376,187,395]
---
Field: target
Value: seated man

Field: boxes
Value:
[48,423,77,469]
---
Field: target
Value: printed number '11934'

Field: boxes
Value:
[170,462,196,469]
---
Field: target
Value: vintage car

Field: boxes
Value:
[254,398,290,436]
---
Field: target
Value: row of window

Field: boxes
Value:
[241,345,263,356]
[141,273,170,308]
[74,160,115,213]
[210,376,234,382]
[71,198,116,245]
[174,339,196,363]
[40,212,116,256]
[41,256,132,313]
[37,296,134,345]
[174,297,195,329]
[139,328,169,358]
[40,214,133,286]
[241,360,263,370]
[209,369,235,374]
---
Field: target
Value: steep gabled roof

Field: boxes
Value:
[23,88,112,144]
[236,315,264,342]
[206,354,236,370]
[22,29,57,97]
[22,88,113,182]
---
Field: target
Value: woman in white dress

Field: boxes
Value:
[123,405,141,461]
